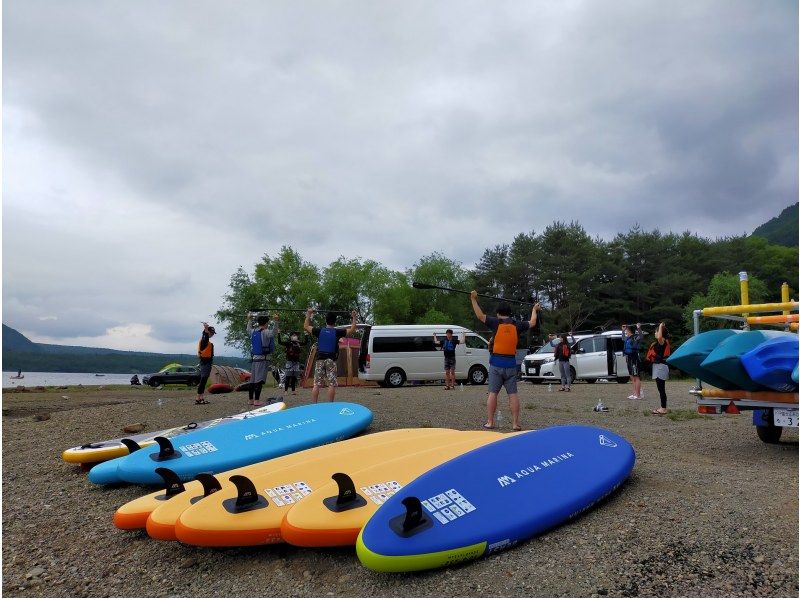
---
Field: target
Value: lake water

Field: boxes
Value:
[2,372,135,388]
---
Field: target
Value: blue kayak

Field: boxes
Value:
[793,364,799,384]
[701,331,792,391]
[88,402,373,485]
[357,425,635,572]
[666,330,741,389]
[740,336,799,392]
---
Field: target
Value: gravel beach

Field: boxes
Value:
[3,379,798,597]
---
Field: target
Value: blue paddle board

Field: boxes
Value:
[740,335,799,392]
[666,329,741,389]
[793,364,799,384]
[88,403,372,485]
[701,331,790,391]
[357,425,635,572]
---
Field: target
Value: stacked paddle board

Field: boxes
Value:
[62,402,286,464]
[668,330,798,392]
[108,423,634,573]
[87,402,373,485]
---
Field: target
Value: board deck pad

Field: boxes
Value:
[116,428,444,531]
[701,331,790,391]
[88,402,372,485]
[281,433,511,548]
[356,425,635,572]
[63,402,286,464]
[171,429,500,546]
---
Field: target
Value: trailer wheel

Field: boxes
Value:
[756,425,783,444]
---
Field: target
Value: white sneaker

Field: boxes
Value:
[627,394,637,399]
[628,395,641,400]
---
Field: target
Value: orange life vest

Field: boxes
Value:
[645,340,670,363]
[198,340,214,359]
[492,321,518,357]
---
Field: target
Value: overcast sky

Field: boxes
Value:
[3,0,797,356]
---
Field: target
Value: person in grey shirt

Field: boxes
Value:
[248,313,279,406]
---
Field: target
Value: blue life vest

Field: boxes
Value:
[623,336,638,356]
[251,329,274,355]
[318,327,339,355]
[442,339,456,352]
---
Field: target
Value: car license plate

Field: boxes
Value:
[774,409,799,427]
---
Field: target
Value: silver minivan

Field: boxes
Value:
[521,331,630,384]
[358,325,490,387]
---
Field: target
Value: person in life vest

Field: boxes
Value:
[304,308,358,403]
[279,331,308,395]
[195,322,216,405]
[622,323,646,400]
[648,322,671,414]
[248,314,280,406]
[554,334,573,391]
[470,291,540,431]
[433,329,466,390]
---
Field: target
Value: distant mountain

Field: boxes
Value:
[751,203,798,247]
[2,324,247,374]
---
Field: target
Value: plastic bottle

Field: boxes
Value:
[496,410,503,426]
[548,383,553,392]
[459,383,464,392]
[157,397,163,408]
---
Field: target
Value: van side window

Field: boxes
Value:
[611,337,624,352]
[465,335,488,350]
[372,336,437,353]
[578,338,595,353]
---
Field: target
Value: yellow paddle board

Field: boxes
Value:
[281,433,513,547]
[115,428,448,533]
[172,429,499,546]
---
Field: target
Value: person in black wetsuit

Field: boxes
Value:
[280,331,308,394]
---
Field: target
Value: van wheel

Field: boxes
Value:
[585,378,597,384]
[385,368,406,388]
[469,365,488,385]
[616,377,630,384]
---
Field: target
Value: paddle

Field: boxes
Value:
[411,282,538,307]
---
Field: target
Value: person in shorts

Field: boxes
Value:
[249,314,279,406]
[304,308,358,403]
[470,291,540,431]
[195,322,216,405]
[623,323,645,400]
[280,331,308,395]
[433,329,465,390]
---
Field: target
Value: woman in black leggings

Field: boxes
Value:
[650,323,670,415]
[196,322,215,404]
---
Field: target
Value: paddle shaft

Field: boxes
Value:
[412,282,536,307]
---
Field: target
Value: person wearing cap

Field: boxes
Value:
[195,322,216,405]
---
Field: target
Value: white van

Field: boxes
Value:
[358,325,490,387]
[521,331,631,384]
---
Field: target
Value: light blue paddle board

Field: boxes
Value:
[740,335,799,392]
[357,425,634,572]
[701,331,791,391]
[666,329,741,389]
[88,403,372,485]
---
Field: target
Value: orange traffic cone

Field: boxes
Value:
[725,401,740,415]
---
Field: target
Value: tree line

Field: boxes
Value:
[217,221,798,355]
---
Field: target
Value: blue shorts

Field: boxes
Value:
[488,366,518,395]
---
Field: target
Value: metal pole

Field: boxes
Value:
[739,271,749,329]
[693,309,702,390]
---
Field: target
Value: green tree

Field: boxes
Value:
[683,272,769,333]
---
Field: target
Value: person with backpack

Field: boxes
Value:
[304,308,358,403]
[470,291,540,432]
[249,314,279,406]
[554,334,572,391]
[279,331,308,395]
[622,323,646,400]
[433,329,465,390]
[647,322,671,414]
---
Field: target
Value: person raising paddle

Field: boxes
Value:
[470,291,540,431]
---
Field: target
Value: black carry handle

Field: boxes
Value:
[411,281,538,307]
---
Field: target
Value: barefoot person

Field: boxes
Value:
[649,322,671,414]
[433,329,465,390]
[622,323,645,400]
[304,309,358,403]
[470,291,540,431]
[248,314,279,406]
[195,322,216,405]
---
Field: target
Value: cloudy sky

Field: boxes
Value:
[3,0,797,356]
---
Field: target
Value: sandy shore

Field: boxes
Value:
[2,379,798,597]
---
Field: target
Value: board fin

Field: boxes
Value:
[323,472,367,513]
[222,475,268,513]
[155,467,185,498]
[120,439,141,454]
[148,437,181,462]
[389,496,433,537]
[195,473,222,497]
[79,442,104,450]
